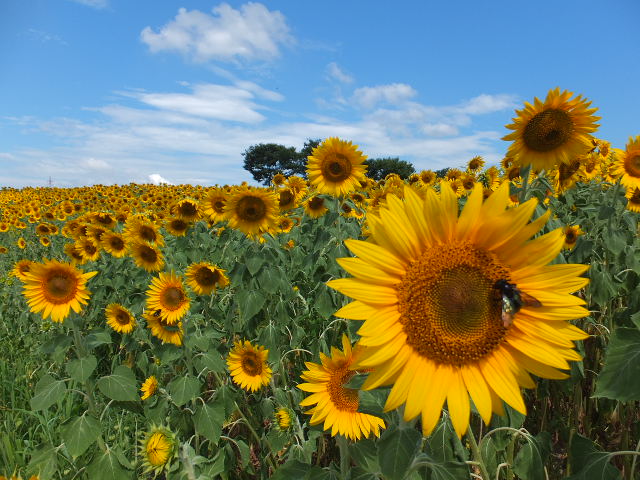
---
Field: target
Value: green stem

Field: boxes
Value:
[466,425,491,480]
[337,435,350,478]
[234,401,277,470]
[505,432,516,480]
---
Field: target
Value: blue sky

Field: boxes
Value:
[1,0,638,188]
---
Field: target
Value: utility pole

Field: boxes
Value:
[48,176,52,187]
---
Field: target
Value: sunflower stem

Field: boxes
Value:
[505,432,516,480]
[337,435,350,478]
[234,400,277,471]
[466,425,491,480]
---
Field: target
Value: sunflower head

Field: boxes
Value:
[612,136,640,190]
[224,186,279,238]
[274,407,293,432]
[227,340,272,393]
[306,138,368,197]
[185,262,229,295]
[303,195,328,219]
[139,424,176,475]
[144,311,184,346]
[11,259,33,282]
[145,271,190,324]
[128,240,165,272]
[172,198,201,222]
[105,303,136,334]
[141,375,158,400]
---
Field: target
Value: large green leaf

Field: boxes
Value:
[66,355,97,383]
[86,449,133,480]
[61,414,102,457]
[30,374,67,411]
[594,328,640,401]
[168,375,201,406]
[349,438,380,474]
[512,432,551,480]
[411,454,469,480]
[566,434,622,480]
[194,351,226,374]
[237,289,266,321]
[194,402,224,445]
[27,444,58,478]
[271,459,312,480]
[376,426,422,480]
[96,366,139,402]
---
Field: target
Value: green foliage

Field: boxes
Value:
[242,139,320,185]
[364,157,415,181]
[594,328,640,402]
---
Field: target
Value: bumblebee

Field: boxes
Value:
[494,279,542,328]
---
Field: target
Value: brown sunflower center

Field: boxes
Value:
[179,202,197,217]
[624,153,640,177]
[139,225,157,243]
[170,219,188,232]
[327,363,359,412]
[115,310,131,325]
[565,229,578,243]
[523,108,574,152]
[162,287,185,308]
[82,242,97,255]
[45,271,78,302]
[236,196,267,222]
[630,188,640,204]
[308,196,325,210]
[279,190,295,207]
[396,241,509,366]
[195,267,218,287]
[321,153,352,183]
[139,245,158,263]
[109,236,125,251]
[213,199,226,214]
[241,351,263,376]
[559,160,581,182]
[508,167,521,181]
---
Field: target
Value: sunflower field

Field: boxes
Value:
[1,89,640,480]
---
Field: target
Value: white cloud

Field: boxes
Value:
[0,152,15,159]
[421,123,459,137]
[82,157,109,169]
[149,174,174,185]
[456,93,517,115]
[353,83,417,109]
[25,29,67,45]
[140,3,294,63]
[67,0,108,8]
[326,62,353,84]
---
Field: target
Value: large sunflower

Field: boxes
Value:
[227,340,272,393]
[22,259,97,322]
[503,88,600,171]
[298,335,386,441]
[306,137,368,197]
[202,187,228,224]
[185,262,229,295]
[105,303,136,334]
[224,186,279,238]
[145,271,190,324]
[328,182,589,437]
[612,136,640,190]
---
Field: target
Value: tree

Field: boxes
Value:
[242,139,321,185]
[364,157,415,181]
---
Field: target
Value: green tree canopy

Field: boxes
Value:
[364,157,415,181]
[242,139,321,185]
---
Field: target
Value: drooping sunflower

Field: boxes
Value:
[307,138,368,197]
[563,225,582,250]
[128,241,165,272]
[105,303,136,334]
[11,259,34,282]
[22,259,97,323]
[298,334,386,441]
[139,425,176,475]
[141,375,158,400]
[467,156,485,172]
[145,271,190,324]
[224,186,279,238]
[227,340,272,393]
[503,88,600,171]
[144,311,184,346]
[611,136,640,190]
[185,262,229,295]
[303,195,329,219]
[328,182,589,437]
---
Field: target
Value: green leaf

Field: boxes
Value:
[512,432,550,480]
[593,328,640,401]
[61,414,101,457]
[66,355,97,383]
[349,467,380,480]
[425,417,457,462]
[85,328,112,349]
[245,256,265,276]
[86,449,133,480]
[376,425,422,480]
[237,289,266,321]
[30,374,67,411]
[411,454,470,480]
[349,439,380,474]
[271,460,313,480]
[27,444,58,478]
[194,402,224,445]
[96,366,139,402]
[168,375,201,406]
[194,351,226,374]
[566,434,622,480]
[315,289,335,319]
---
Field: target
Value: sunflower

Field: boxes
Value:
[100,231,127,258]
[0,246,7,254]
[276,216,295,233]
[272,173,286,186]
[303,195,329,219]
[611,136,640,190]
[141,375,158,400]
[145,271,190,324]
[22,259,97,323]
[164,217,191,237]
[227,340,272,393]
[11,259,34,282]
[224,187,279,238]
[185,262,229,295]
[274,407,293,432]
[16,237,26,249]
[39,236,51,247]
[626,187,640,213]
[419,170,437,186]
[140,425,176,475]
[105,303,136,334]
[307,138,368,197]
[64,242,86,264]
[467,156,485,172]
[298,334,386,441]
[202,187,228,224]
[144,311,184,346]
[128,241,165,272]
[171,198,201,222]
[563,225,582,250]
[75,238,101,262]
[328,182,589,437]
[503,88,600,171]
[124,216,164,246]
[277,187,298,211]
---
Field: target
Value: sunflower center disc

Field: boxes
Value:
[116,311,130,325]
[179,203,197,216]
[213,200,225,213]
[110,237,125,250]
[171,219,187,231]
[625,154,640,177]
[327,363,359,412]
[308,197,324,210]
[140,246,158,263]
[46,273,75,300]
[140,226,157,242]
[163,287,185,308]
[195,267,218,287]
[279,190,294,207]
[523,108,575,152]
[237,196,267,222]
[322,153,352,182]
[397,241,509,366]
[241,352,262,376]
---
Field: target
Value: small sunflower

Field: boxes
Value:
[164,217,191,237]
[612,136,640,190]
[298,334,386,441]
[141,375,158,400]
[105,303,136,334]
[39,236,51,247]
[100,231,127,258]
[563,225,583,250]
[467,156,485,172]
[17,237,26,249]
[274,407,293,432]
[185,262,229,295]
[144,311,184,346]
[303,195,329,219]
[272,173,286,186]
[76,238,101,262]
[128,241,165,272]
[227,340,272,393]
[11,259,34,282]
[139,425,176,475]
[145,271,190,324]
[22,259,97,322]
[503,88,600,171]
[171,198,201,222]
[307,138,368,197]
[64,242,86,264]
[124,217,164,246]
[224,186,279,238]
[202,187,228,224]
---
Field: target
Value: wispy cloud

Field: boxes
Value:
[352,84,418,110]
[326,62,354,84]
[25,29,67,46]
[67,0,108,9]
[140,3,294,64]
